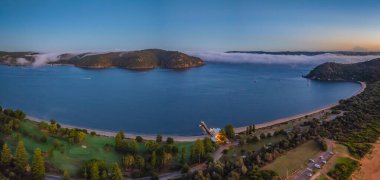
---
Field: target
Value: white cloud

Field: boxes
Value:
[187,51,380,65]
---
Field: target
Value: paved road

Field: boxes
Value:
[45,174,64,180]
[293,139,334,180]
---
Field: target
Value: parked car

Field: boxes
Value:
[314,164,321,169]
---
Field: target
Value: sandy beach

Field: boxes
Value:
[26,81,366,142]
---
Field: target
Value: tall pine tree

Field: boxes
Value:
[15,140,28,172]
[63,170,70,180]
[31,148,45,180]
[111,163,123,180]
[90,162,99,180]
[0,143,12,167]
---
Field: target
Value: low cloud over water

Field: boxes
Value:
[188,52,380,65]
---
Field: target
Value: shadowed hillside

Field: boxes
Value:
[304,58,380,82]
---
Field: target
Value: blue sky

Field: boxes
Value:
[0,0,379,52]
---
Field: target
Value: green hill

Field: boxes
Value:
[304,58,380,82]
[0,49,205,70]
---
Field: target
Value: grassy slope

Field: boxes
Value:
[262,140,321,179]
[5,120,193,175]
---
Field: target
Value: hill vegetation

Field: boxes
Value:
[0,49,205,70]
[304,58,380,82]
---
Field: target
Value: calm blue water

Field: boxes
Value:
[0,63,360,135]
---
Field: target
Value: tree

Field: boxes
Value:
[166,137,174,144]
[53,139,61,149]
[156,135,162,143]
[48,123,58,134]
[180,147,186,165]
[1,143,12,167]
[90,162,99,180]
[224,124,235,139]
[128,140,138,154]
[14,109,26,119]
[135,155,145,170]
[15,140,28,172]
[2,122,12,135]
[31,148,45,180]
[122,155,134,170]
[115,131,125,150]
[111,163,123,180]
[76,131,86,144]
[144,141,159,153]
[135,136,143,143]
[151,151,157,168]
[63,170,70,180]
[203,137,214,153]
[251,125,256,133]
[171,146,179,156]
[194,139,205,163]
[101,170,108,180]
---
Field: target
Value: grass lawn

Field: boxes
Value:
[262,140,321,179]
[5,120,195,176]
[223,135,286,161]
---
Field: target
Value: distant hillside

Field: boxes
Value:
[0,49,205,70]
[304,58,380,82]
[226,51,380,56]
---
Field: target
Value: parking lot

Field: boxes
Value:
[293,140,334,180]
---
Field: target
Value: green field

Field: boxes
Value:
[223,135,286,161]
[4,120,194,175]
[262,140,321,179]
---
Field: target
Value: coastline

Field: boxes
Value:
[235,81,366,133]
[26,81,366,142]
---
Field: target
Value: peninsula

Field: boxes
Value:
[0,49,205,70]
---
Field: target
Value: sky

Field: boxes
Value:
[0,0,380,52]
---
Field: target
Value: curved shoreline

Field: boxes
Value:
[26,81,366,142]
[235,81,366,133]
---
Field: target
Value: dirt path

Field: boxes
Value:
[353,141,380,180]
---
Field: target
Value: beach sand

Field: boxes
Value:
[27,81,366,142]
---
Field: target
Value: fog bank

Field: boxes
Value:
[188,52,380,65]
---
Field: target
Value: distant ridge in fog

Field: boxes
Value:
[188,51,380,65]
[226,51,380,56]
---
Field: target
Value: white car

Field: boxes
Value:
[322,160,327,164]
[309,159,315,163]
[306,173,313,177]
[314,164,321,169]
[319,156,324,159]
[329,151,334,155]
[307,168,313,171]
